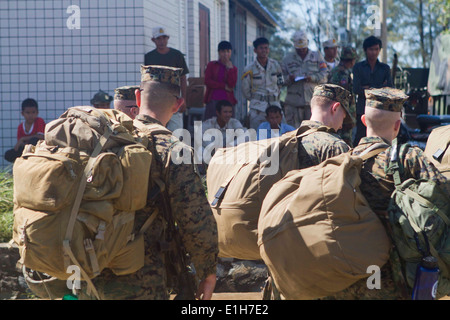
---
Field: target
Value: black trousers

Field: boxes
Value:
[353,114,366,147]
[4,137,40,163]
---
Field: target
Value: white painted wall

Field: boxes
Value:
[187,0,229,77]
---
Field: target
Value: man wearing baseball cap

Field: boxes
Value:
[322,38,339,72]
[281,30,328,128]
[144,27,189,132]
[90,90,113,109]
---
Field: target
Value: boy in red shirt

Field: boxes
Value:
[4,98,46,163]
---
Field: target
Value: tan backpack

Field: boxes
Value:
[424,125,450,179]
[258,145,392,300]
[206,125,330,260]
[12,106,162,299]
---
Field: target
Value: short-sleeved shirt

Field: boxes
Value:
[17,117,46,141]
[144,48,189,76]
[257,122,295,140]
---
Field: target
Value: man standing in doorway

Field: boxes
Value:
[145,27,189,132]
[353,35,393,146]
[281,30,328,128]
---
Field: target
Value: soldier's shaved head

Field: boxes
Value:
[364,107,401,142]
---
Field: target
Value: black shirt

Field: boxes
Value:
[353,59,393,114]
[144,48,189,76]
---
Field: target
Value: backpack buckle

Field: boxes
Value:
[95,221,106,240]
[211,187,225,207]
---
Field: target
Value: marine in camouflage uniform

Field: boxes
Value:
[79,66,218,300]
[263,84,352,299]
[328,46,357,147]
[322,88,450,300]
[297,84,353,167]
[113,85,140,119]
[90,89,113,109]
[281,31,328,128]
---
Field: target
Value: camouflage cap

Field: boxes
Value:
[114,85,139,101]
[90,90,113,105]
[365,87,409,112]
[313,84,354,124]
[140,65,182,87]
[340,46,357,60]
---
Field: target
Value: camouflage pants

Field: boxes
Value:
[78,243,169,300]
[320,261,409,300]
[263,259,410,300]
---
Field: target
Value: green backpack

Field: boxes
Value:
[387,138,450,299]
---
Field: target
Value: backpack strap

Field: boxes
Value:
[387,138,404,187]
[357,142,390,161]
[62,124,113,301]
[133,118,172,136]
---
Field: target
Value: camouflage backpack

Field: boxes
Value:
[387,138,450,299]
[12,106,163,299]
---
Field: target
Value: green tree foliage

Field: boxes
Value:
[258,0,293,62]
[430,0,450,33]
[261,0,449,68]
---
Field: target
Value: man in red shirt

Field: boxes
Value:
[4,98,45,163]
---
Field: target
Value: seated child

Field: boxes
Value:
[4,98,46,163]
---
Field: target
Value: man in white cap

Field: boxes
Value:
[322,38,339,72]
[281,30,328,128]
[144,27,189,132]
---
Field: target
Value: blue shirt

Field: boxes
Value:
[257,122,296,140]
